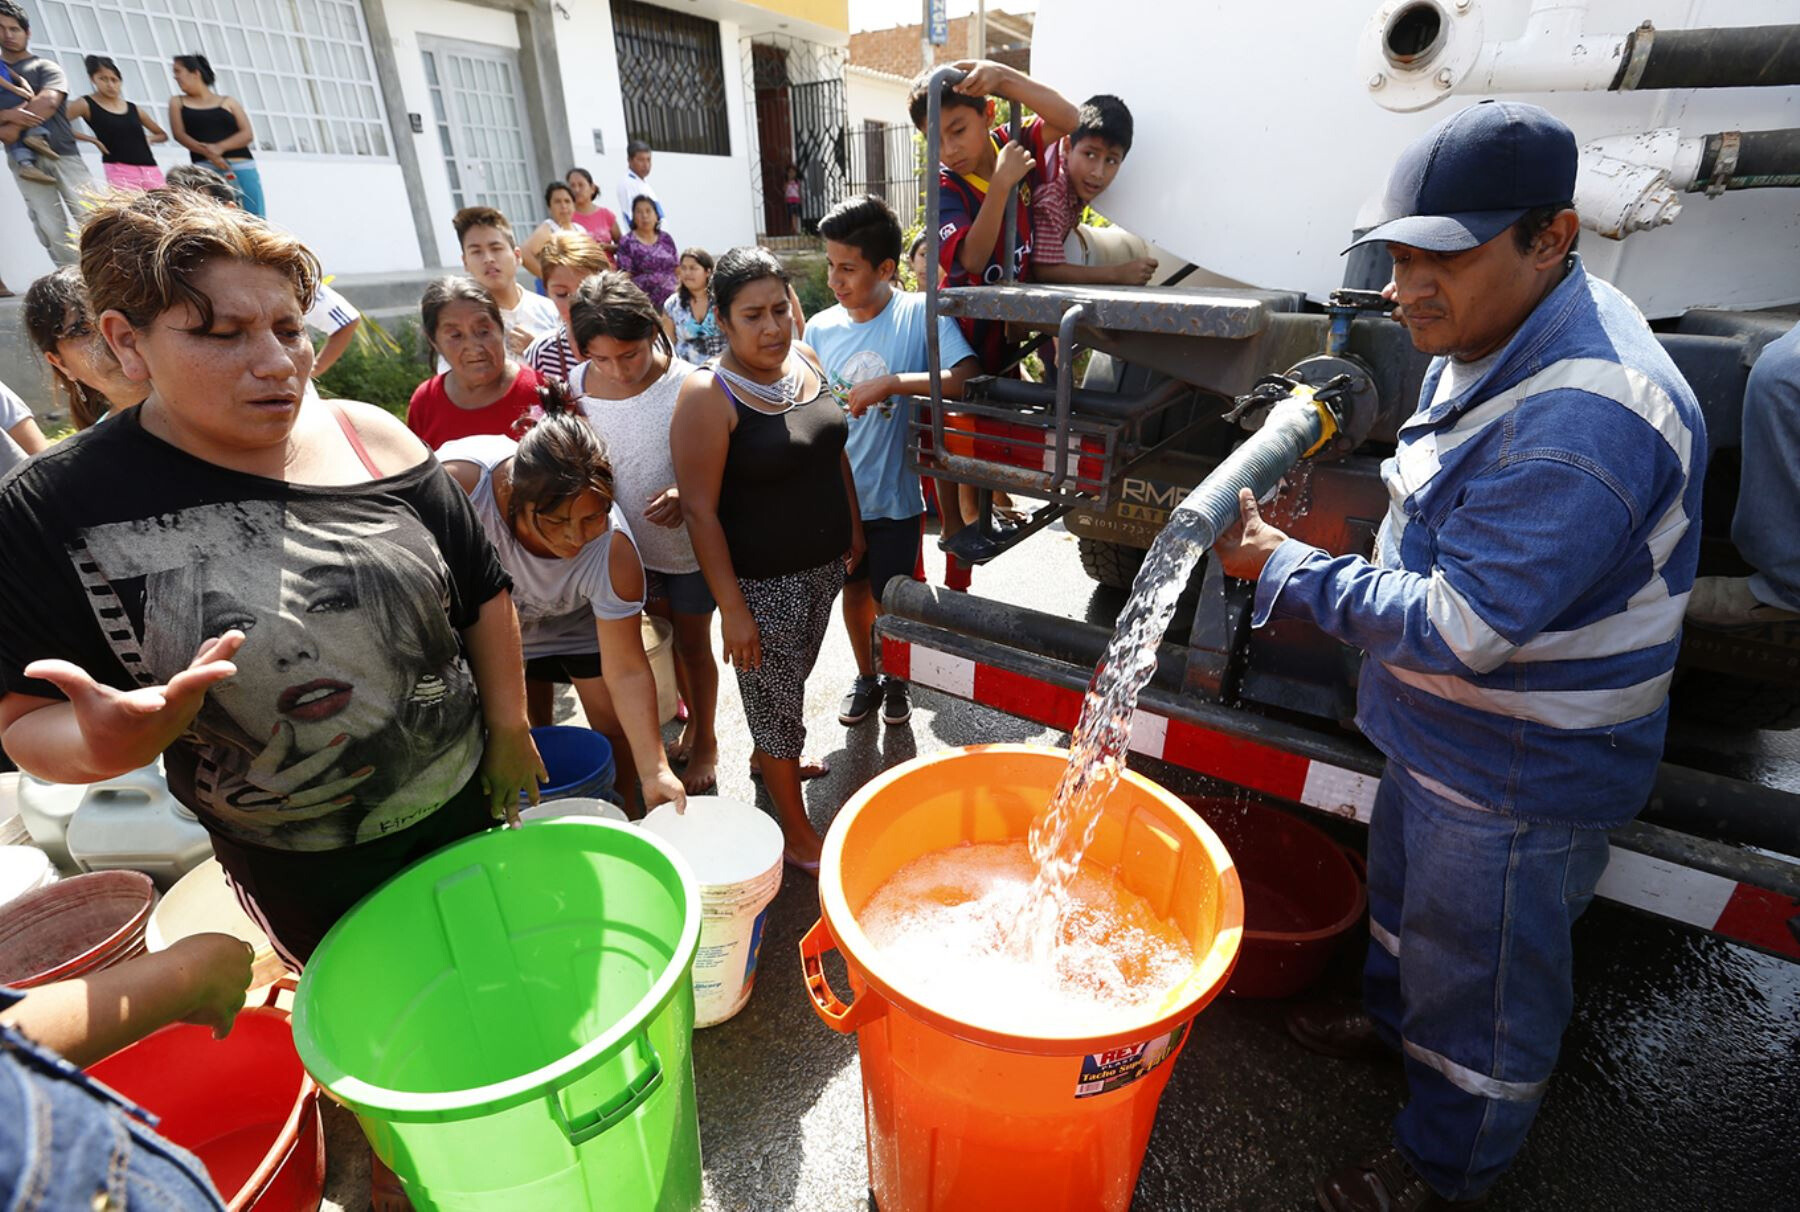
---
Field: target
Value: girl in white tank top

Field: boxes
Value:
[568,272,722,797]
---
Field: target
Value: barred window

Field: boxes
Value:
[30,0,390,158]
[611,0,729,157]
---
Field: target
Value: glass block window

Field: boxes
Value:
[29,0,390,158]
[420,43,540,238]
[612,0,730,157]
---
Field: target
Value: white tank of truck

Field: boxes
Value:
[1032,0,1800,318]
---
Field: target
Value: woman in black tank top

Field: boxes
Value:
[672,248,864,872]
[168,53,265,216]
[66,56,167,191]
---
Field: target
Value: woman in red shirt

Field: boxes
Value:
[406,278,544,448]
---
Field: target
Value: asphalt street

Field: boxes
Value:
[325,521,1800,1211]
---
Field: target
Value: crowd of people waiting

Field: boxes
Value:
[4,9,1795,1208]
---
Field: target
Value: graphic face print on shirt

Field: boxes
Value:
[69,496,483,850]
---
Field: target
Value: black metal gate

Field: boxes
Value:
[846,121,921,228]
[747,38,846,238]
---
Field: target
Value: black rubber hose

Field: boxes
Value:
[1691,128,1800,191]
[1614,24,1800,91]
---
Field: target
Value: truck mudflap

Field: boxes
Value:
[877,626,1800,964]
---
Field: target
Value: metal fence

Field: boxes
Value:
[845,121,923,230]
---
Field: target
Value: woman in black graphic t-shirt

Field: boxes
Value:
[0,189,543,966]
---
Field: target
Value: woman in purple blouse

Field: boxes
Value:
[615,194,679,310]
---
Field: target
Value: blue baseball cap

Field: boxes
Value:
[1345,100,1577,254]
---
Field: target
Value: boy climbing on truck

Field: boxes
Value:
[809,194,981,728]
[1031,94,1158,287]
[908,57,1079,370]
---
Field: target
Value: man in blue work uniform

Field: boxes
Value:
[1215,101,1706,1210]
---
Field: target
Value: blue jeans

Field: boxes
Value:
[1734,323,1800,611]
[1363,766,1611,1200]
[200,159,265,217]
[0,1020,227,1209]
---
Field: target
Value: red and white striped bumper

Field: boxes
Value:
[882,636,1800,961]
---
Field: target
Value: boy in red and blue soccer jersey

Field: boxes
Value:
[908,58,1078,372]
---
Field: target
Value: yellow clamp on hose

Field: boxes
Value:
[1289,382,1340,458]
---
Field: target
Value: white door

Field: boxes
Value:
[419,37,540,237]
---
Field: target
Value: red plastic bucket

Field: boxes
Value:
[0,869,156,988]
[1183,797,1366,999]
[87,996,324,1212]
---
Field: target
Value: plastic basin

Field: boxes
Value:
[1183,796,1366,999]
[293,819,703,1211]
[529,726,616,802]
[800,745,1243,1212]
[87,1002,324,1211]
[0,869,156,988]
[146,858,289,992]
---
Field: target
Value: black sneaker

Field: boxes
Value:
[839,674,881,725]
[881,677,913,726]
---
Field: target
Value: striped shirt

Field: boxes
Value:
[1253,259,1706,825]
[524,326,580,384]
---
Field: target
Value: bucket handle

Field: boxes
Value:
[549,1032,664,1146]
[234,976,315,1209]
[800,918,883,1034]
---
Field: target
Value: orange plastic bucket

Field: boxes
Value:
[800,745,1242,1212]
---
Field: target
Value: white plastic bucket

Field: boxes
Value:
[640,796,783,1027]
[0,845,59,910]
[642,614,679,725]
[519,796,630,824]
[0,773,32,847]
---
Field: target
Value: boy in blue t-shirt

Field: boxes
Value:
[808,195,980,728]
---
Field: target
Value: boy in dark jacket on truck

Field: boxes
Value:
[908,58,1078,371]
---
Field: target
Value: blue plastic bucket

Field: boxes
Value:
[528,727,615,804]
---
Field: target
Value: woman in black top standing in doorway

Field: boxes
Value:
[671,247,863,872]
[67,56,167,192]
[168,53,262,216]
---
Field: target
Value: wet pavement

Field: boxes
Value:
[326,522,1800,1210]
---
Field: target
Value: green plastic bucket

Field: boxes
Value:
[292,819,703,1211]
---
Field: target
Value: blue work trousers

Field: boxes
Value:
[1363,765,1611,1200]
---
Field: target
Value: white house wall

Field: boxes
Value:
[846,68,911,131]
[548,2,758,257]
[0,15,424,288]
[380,0,524,267]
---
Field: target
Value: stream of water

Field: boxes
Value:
[1006,505,1217,963]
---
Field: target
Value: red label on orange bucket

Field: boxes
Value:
[1074,1022,1187,1098]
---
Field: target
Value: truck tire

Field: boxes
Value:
[1077,537,1146,590]
[1671,671,1800,731]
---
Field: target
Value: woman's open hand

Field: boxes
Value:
[24,632,243,774]
[479,723,546,825]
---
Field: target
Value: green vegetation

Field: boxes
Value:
[314,317,431,418]
[789,254,834,319]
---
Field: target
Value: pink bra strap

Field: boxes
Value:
[326,399,384,478]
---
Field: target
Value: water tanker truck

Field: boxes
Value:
[880,0,1800,963]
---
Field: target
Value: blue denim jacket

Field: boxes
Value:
[1255,259,1707,825]
[0,987,227,1211]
